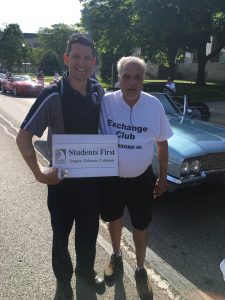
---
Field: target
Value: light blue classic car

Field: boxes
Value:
[151,93,225,192]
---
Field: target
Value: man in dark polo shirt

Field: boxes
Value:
[16,33,105,300]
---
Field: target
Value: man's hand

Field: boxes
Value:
[37,167,62,185]
[154,177,168,199]
[16,129,63,186]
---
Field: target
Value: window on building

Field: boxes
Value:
[184,52,193,64]
[219,48,225,63]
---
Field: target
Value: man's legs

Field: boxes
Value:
[73,178,104,289]
[126,168,154,299]
[104,218,124,279]
[133,228,148,268]
[74,205,99,273]
[75,210,105,288]
[99,177,125,279]
[108,218,123,254]
[133,227,153,300]
[48,183,75,300]
[48,184,75,285]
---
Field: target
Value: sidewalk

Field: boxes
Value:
[206,101,225,125]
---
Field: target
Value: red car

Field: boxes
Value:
[0,73,7,88]
[1,75,43,97]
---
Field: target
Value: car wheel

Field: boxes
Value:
[2,85,6,93]
[13,87,18,96]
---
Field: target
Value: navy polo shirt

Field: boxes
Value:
[61,77,101,134]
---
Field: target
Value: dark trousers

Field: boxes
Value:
[47,178,99,285]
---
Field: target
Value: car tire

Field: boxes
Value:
[13,87,18,96]
[2,85,6,93]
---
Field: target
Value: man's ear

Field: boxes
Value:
[63,53,68,66]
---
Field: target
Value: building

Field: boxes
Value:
[176,38,225,82]
[23,33,39,48]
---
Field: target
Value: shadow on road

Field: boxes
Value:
[124,183,225,298]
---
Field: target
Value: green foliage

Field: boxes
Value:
[29,48,45,71]
[81,1,138,55]
[38,50,63,75]
[38,23,80,68]
[99,51,122,83]
[80,0,141,84]
[0,24,26,71]
[81,0,225,85]
[145,80,225,102]
[175,82,225,102]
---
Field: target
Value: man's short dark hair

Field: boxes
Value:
[66,32,95,57]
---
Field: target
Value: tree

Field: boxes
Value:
[38,50,63,75]
[80,0,225,85]
[134,0,186,79]
[80,0,139,81]
[183,0,225,85]
[38,23,79,68]
[0,24,26,71]
[136,0,225,84]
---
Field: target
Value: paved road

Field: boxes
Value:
[0,110,178,300]
[1,93,225,299]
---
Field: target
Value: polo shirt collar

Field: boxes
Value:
[61,71,94,96]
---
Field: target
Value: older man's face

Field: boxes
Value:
[119,62,144,105]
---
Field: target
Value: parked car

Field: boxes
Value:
[105,87,225,192]
[143,82,211,121]
[150,92,225,192]
[0,72,7,89]
[1,75,43,97]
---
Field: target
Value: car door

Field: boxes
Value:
[4,78,12,91]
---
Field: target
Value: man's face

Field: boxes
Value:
[119,62,144,104]
[64,43,96,82]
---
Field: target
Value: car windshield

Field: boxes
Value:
[150,92,182,116]
[0,73,6,79]
[13,75,31,82]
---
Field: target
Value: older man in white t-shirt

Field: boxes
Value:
[100,56,173,299]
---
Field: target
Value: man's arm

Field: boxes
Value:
[154,140,169,199]
[16,128,61,185]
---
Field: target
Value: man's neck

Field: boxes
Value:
[123,95,140,108]
[68,76,87,96]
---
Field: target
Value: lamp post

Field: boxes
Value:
[22,43,26,73]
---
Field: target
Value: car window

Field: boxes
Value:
[0,73,6,79]
[13,76,30,81]
[150,93,182,116]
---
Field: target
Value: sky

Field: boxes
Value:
[0,0,83,33]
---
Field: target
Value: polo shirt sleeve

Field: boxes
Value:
[21,93,52,137]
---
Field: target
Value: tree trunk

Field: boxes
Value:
[168,46,178,79]
[196,43,207,85]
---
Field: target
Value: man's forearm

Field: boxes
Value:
[157,140,169,180]
[16,129,42,180]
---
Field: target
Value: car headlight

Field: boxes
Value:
[181,161,190,175]
[190,160,201,173]
[181,159,201,176]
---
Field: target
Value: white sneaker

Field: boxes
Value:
[219,259,225,281]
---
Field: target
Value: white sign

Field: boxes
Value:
[52,134,118,178]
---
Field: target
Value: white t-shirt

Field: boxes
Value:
[100,90,173,178]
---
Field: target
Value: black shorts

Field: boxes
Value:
[100,166,155,230]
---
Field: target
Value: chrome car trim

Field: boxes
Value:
[167,171,206,185]
[205,169,225,174]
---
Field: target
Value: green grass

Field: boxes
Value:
[100,78,225,102]
[145,80,225,103]
[30,75,225,103]
[31,75,54,84]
